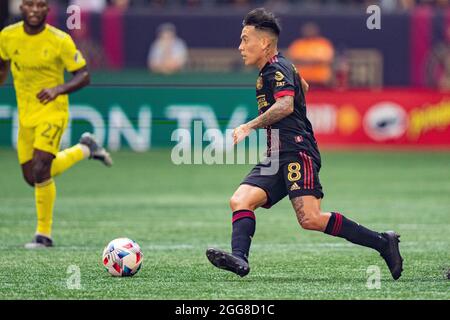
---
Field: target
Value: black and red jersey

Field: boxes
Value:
[256,52,321,164]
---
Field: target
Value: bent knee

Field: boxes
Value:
[300,219,322,231]
[229,194,256,212]
[229,194,245,211]
[298,209,323,231]
[31,160,52,183]
[22,173,34,187]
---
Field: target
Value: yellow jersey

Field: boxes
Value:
[0,22,86,127]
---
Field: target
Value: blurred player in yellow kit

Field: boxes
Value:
[0,0,113,248]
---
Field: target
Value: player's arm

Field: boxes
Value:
[247,95,294,129]
[0,57,9,85]
[233,95,294,144]
[37,66,90,105]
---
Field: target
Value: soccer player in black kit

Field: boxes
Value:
[206,8,404,280]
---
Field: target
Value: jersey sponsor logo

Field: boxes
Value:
[290,182,301,191]
[274,71,284,81]
[256,76,263,90]
[257,94,269,109]
[15,64,51,71]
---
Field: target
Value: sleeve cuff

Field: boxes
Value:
[274,90,295,100]
[66,62,87,73]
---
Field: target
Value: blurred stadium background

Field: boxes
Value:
[2,0,450,150]
[0,0,449,299]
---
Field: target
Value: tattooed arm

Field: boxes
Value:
[233,95,294,144]
[248,95,294,129]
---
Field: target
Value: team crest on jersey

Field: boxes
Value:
[256,76,263,90]
[257,94,269,109]
[274,71,284,81]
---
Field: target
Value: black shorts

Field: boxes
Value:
[241,152,324,209]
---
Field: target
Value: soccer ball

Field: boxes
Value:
[102,238,143,277]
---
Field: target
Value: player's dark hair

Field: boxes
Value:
[242,8,281,37]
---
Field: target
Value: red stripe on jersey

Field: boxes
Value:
[274,90,295,100]
[301,153,307,189]
[301,152,313,189]
[308,155,312,189]
[300,152,309,189]
[308,154,312,189]
[306,153,312,189]
[308,155,314,189]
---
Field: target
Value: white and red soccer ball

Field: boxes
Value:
[102,238,143,277]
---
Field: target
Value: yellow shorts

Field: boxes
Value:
[17,115,68,164]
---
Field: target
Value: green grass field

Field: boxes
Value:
[0,149,449,299]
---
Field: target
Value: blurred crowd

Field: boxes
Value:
[74,0,450,11]
[70,0,450,11]
[3,0,450,14]
[1,0,449,89]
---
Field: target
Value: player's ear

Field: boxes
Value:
[260,35,270,51]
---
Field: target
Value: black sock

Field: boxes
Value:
[325,212,388,253]
[231,210,256,262]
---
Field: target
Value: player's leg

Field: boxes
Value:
[21,161,34,186]
[290,195,403,279]
[206,184,267,277]
[285,152,403,279]
[291,195,329,231]
[207,158,287,277]
[25,148,57,248]
[50,143,88,177]
[23,119,64,248]
[229,184,267,260]
[51,132,113,177]
[291,195,388,247]
[18,127,57,247]
[17,124,36,187]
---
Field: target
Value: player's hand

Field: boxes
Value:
[232,123,252,145]
[37,87,62,105]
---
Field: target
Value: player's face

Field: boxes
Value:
[239,26,265,66]
[21,0,49,28]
